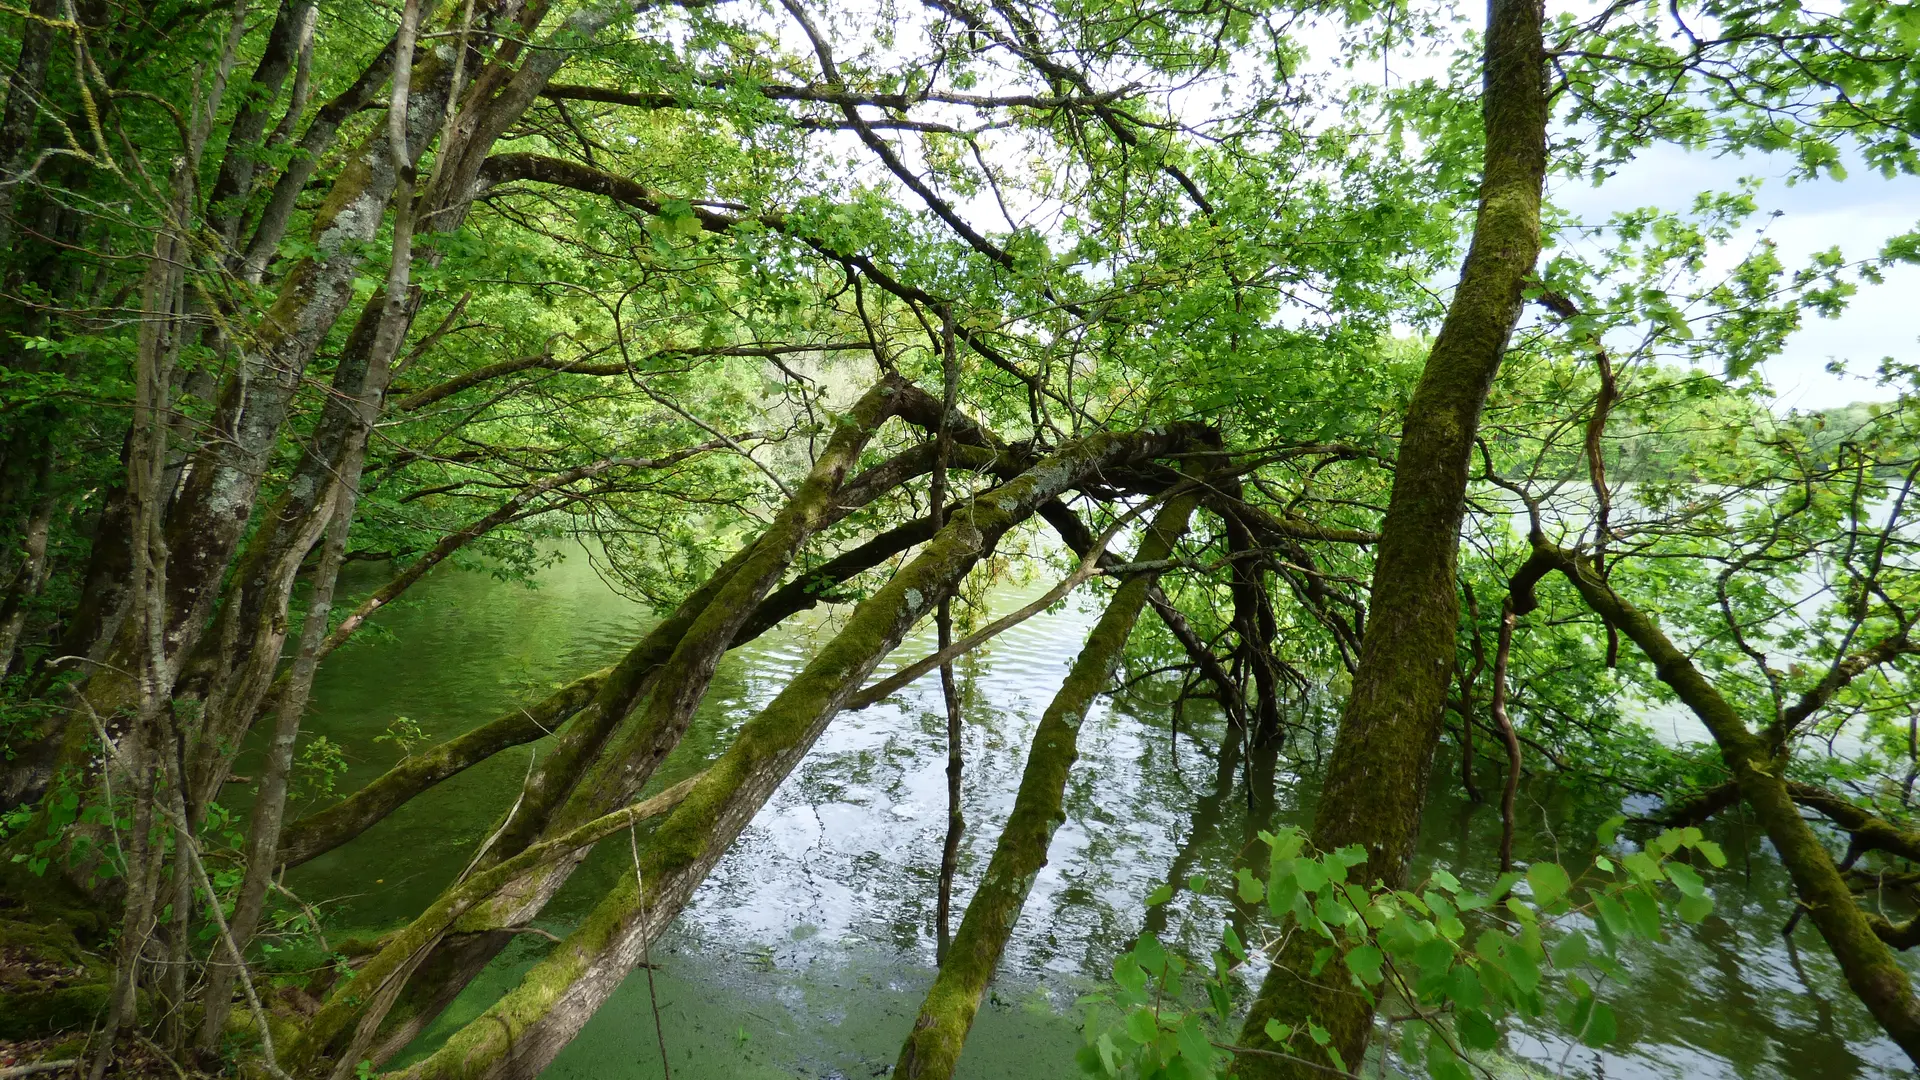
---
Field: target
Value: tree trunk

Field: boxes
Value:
[1519,540,1920,1064]
[0,458,55,674]
[1234,0,1547,1071]
[293,378,922,1065]
[277,503,966,870]
[894,489,1199,1080]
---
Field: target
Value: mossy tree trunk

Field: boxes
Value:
[301,379,911,1062]
[1516,539,1920,1064]
[276,503,971,870]
[465,377,910,914]
[1235,0,1548,1072]
[894,489,1200,1080]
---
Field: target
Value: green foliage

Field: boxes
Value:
[1080,825,1724,1079]
[295,736,350,804]
[373,715,428,761]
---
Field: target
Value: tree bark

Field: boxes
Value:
[278,668,609,868]
[1517,539,1920,1063]
[475,377,912,892]
[276,502,969,870]
[297,378,923,1064]
[206,0,315,245]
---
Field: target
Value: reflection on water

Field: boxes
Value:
[284,550,1915,1079]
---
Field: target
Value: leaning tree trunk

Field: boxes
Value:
[1517,540,1920,1064]
[380,423,1209,1080]
[894,488,1200,1080]
[1234,0,1548,1073]
[274,501,969,872]
[290,377,919,1066]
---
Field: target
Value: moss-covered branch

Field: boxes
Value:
[482,377,911,889]
[1523,538,1920,1062]
[289,774,702,1071]
[894,490,1198,1080]
[297,379,927,1061]
[273,508,950,871]
[276,668,607,868]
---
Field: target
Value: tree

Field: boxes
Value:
[0,0,1917,1077]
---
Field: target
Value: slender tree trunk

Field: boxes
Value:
[0,0,57,254]
[1490,598,1521,872]
[292,379,921,1066]
[202,3,427,1035]
[895,489,1199,1080]
[71,42,458,731]
[206,0,315,245]
[932,315,964,961]
[1234,1,1547,1072]
[0,458,55,674]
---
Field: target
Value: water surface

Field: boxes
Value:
[285,549,1915,1079]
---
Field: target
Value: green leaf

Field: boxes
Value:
[1293,857,1328,894]
[1527,862,1572,907]
[1501,941,1542,995]
[1551,932,1591,970]
[1595,814,1626,848]
[1625,888,1664,940]
[1426,1040,1470,1080]
[1456,1007,1499,1051]
[1133,934,1168,976]
[1622,850,1662,883]
[1414,937,1455,978]
[1145,882,1175,907]
[1592,894,1630,940]
[1268,873,1300,920]
[1310,946,1335,975]
[1345,944,1385,985]
[1264,1019,1293,1044]
[1176,1017,1214,1067]
[1696,840,1728,868]
[1448,964,1485,1010]
[1678,892,1715,924]
[1665,862,1707,898]
[1126,1007,1159,1045]
[1220,924,1246,964]
[1237,866,1266,903]
[1489,871,1524,901]
[1581,1000,1619,1046]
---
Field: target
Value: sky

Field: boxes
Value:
[1553,144,1920,412]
